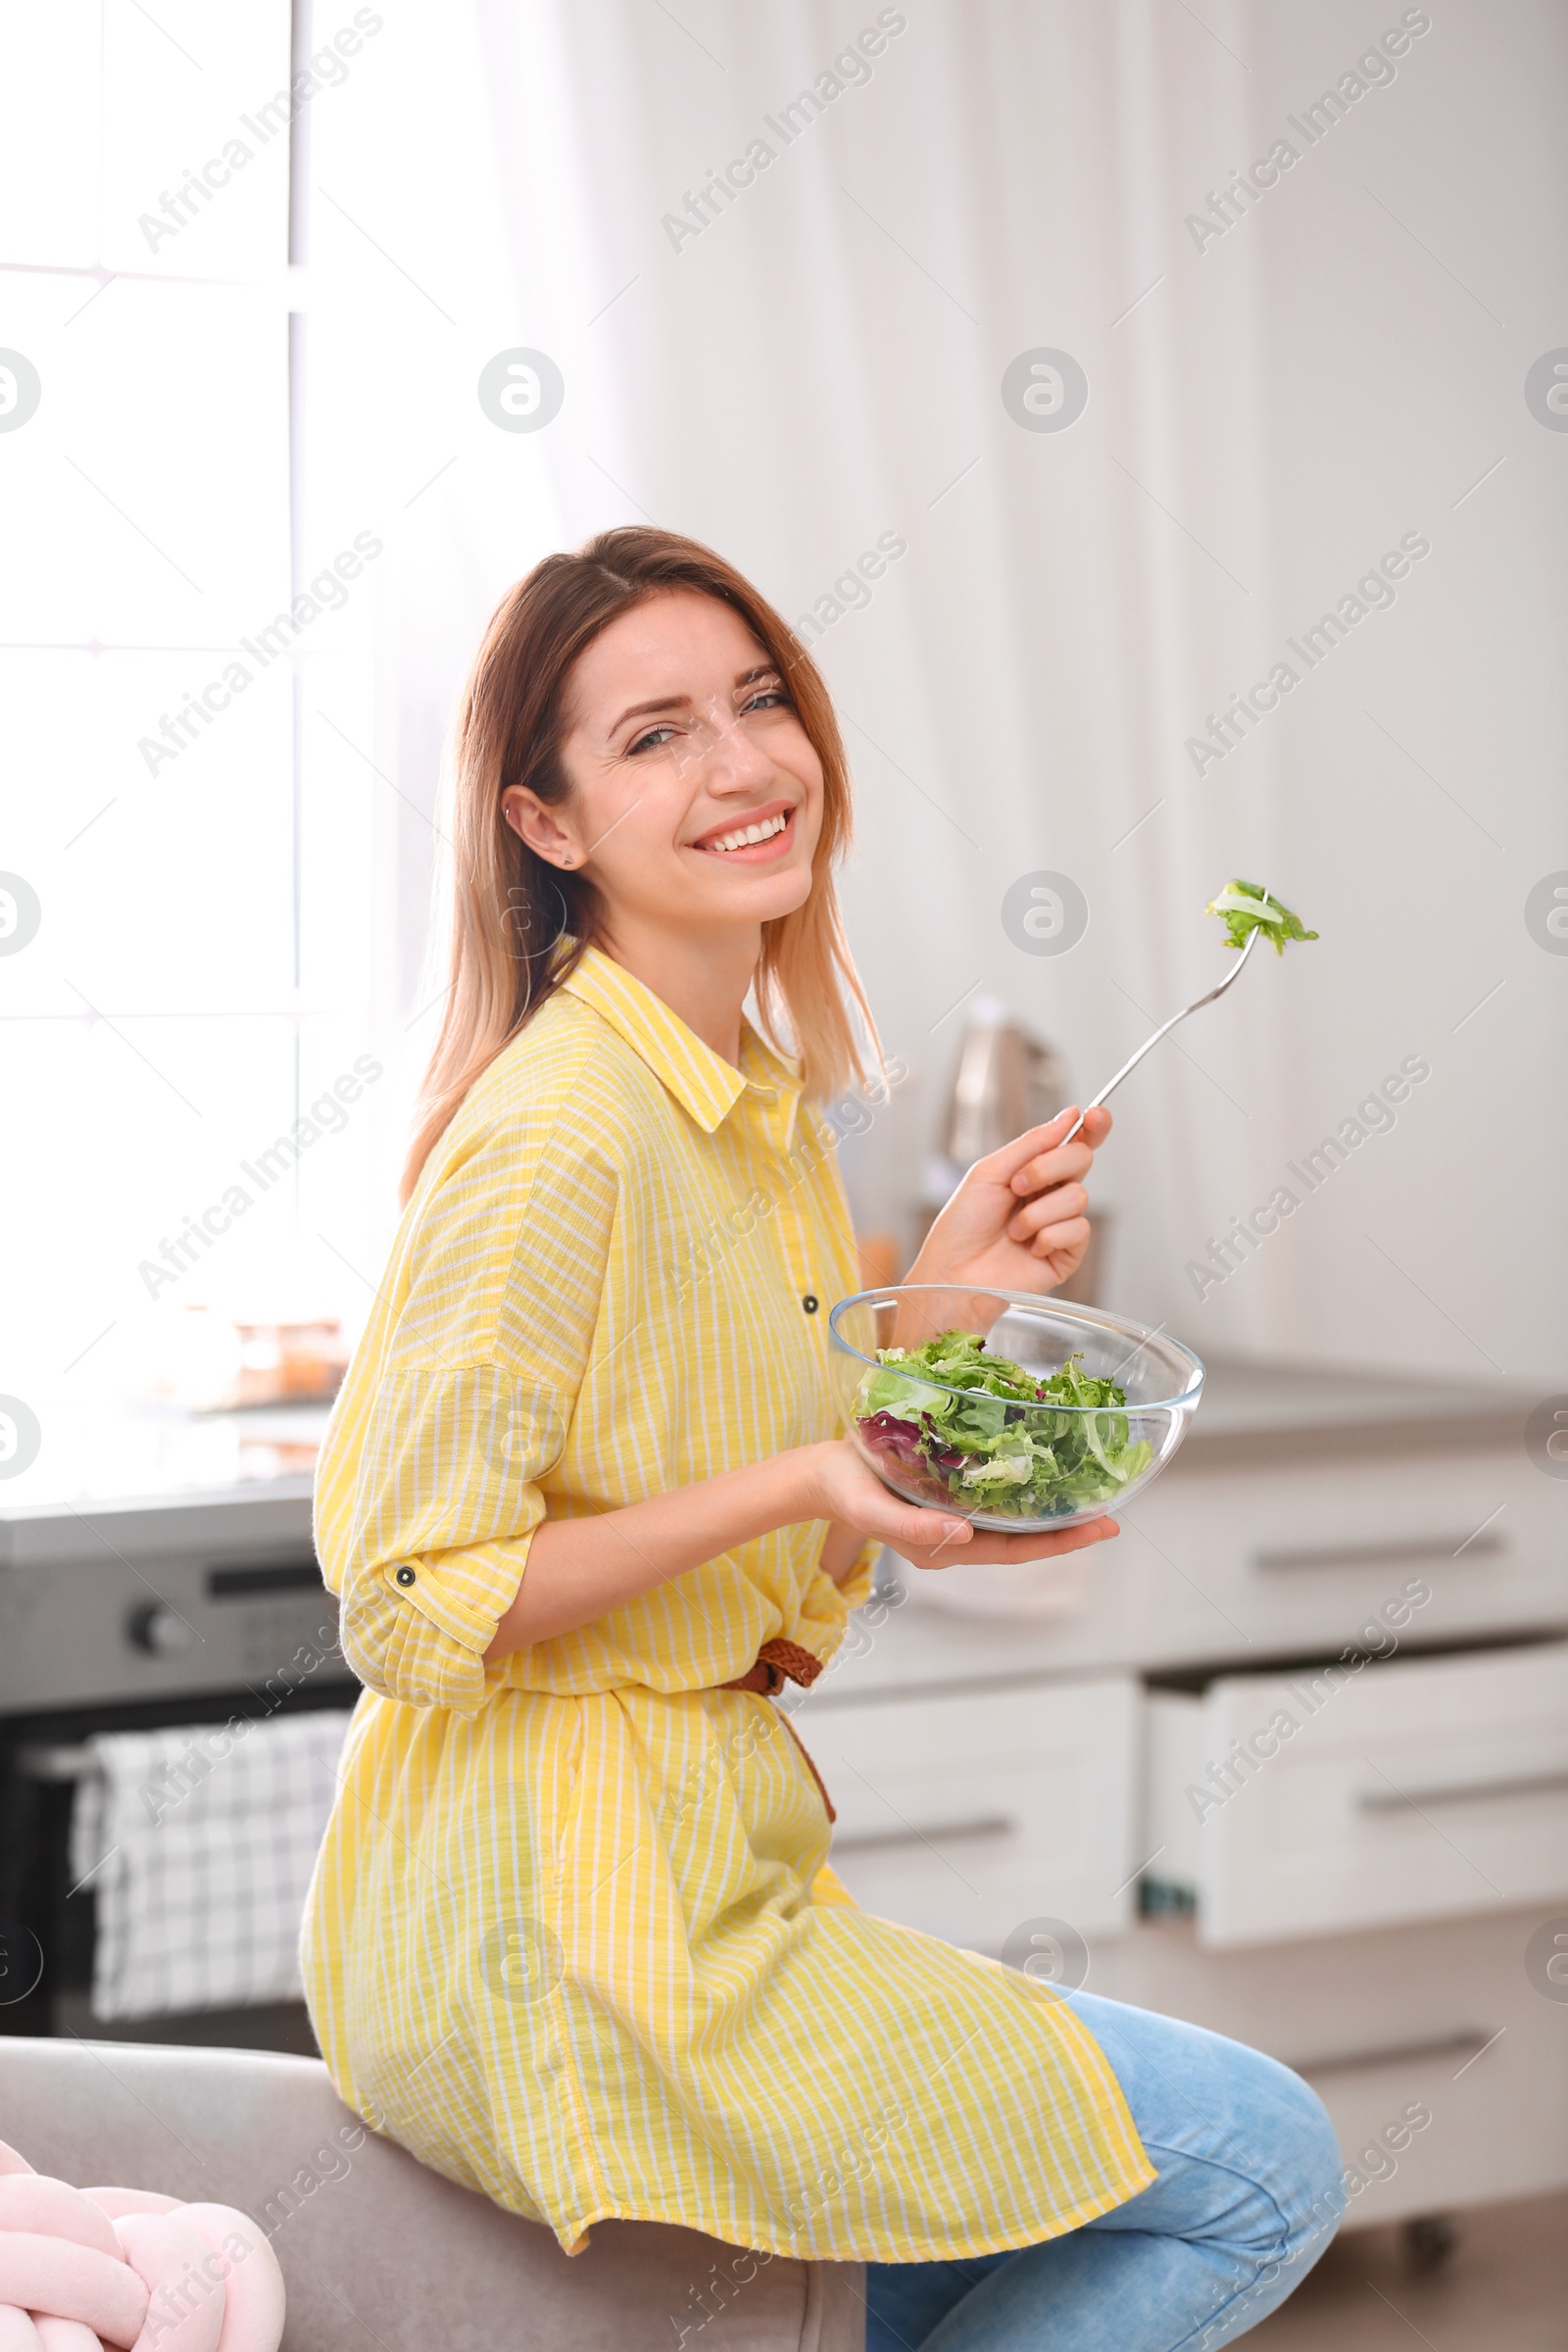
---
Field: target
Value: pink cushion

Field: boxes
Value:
[32,2322,103,2352]
[77,2201,175,2227]
[0,2241,143,2350]
[173,2213,283,2352]
[0,2182,120,2263]
[0,2143,275,2352]
[115,2215,223,2352]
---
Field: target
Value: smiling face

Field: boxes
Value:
[501,588,824,954]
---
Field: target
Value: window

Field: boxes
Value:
[1,4,388,1446]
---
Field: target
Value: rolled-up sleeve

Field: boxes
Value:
[318,1073,619,1714]
[336,1362,561,1711]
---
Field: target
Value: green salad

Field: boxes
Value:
[856,1330,1152,1519]
[1204,878,1318,956]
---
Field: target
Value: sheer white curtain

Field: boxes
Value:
[317,0,1566,1384]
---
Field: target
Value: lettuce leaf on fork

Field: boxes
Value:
[1204,878,1318,956]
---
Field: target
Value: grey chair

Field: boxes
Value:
[0,2036,864,2351]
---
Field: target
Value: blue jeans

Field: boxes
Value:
[864,1988,1345,2351]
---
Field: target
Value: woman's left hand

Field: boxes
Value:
[907,1104,1112,1297]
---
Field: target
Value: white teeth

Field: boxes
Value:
[708,810,787,853]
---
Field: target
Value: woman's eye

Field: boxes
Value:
[627,724,678,756]
[743,689,790,715]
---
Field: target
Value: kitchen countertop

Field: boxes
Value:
[1174,1354,1536,1468]
[0,1404,329,1561]
[0,1356,1539,1545]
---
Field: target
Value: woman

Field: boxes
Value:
[303,527,1343,2349]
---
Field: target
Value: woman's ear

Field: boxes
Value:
[502,786,579,868]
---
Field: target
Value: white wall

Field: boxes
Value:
[316,0,1568,1388]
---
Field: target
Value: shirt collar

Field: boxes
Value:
[560,945,802,1136]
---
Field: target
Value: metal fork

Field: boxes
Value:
[1058,916,1266,1147]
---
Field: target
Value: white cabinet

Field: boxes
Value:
[1119,1446,1566,1665]
[804,1363,1568,2221]
[796,1675,1140,1951]
[815,1437,1568,1699]
[1092,1907,1568,2227]
[1146,1640,1568,1945]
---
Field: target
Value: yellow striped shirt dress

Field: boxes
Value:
[301,946,1152,2261]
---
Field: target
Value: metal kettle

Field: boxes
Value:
[941,996,1067,1169]
[922,996,1067,1205]
[917,998,1104,1302]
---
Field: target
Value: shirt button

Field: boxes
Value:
[394,1566,416,1587]
[802,1294,819,1314]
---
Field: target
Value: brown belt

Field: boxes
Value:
[716,1638,836,1823]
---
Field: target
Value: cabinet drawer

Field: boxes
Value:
[795,1675,1139,1953]
[1142,1448,1568,1655]
[1146,1640,1568,1946]
[1126,1449,1568,1662]
[1092,1908,1568,2222]
[859,1444,1568,1696]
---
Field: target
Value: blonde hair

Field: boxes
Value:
[401,527,877,1203]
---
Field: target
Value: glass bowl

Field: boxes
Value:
[828,1285,1204,1533]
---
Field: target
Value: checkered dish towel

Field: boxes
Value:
[70,1709,355,2020]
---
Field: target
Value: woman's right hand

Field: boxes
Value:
[802,1439,1121,1574]
[484,1431,1121,1662]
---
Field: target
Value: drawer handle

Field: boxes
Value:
[833,1813,1016,1857]
[1253,1533,1505,1573]
[1358,1767,1568,1812]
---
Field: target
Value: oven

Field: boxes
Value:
[0,1477,359,2048]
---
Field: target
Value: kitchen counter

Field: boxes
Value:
[1175,1353,1537,1467]
[11,1402,331,1503]
[1,1355,1530,1513]
[0,1355,1544,1571]
[0,1403,329,1567]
